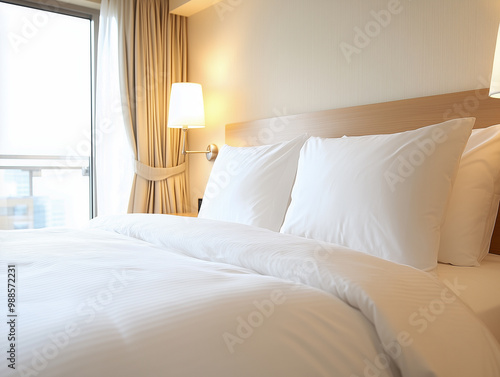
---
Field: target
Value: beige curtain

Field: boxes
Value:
[114,0,189,214]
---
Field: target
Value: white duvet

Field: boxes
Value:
[1,214,499,377]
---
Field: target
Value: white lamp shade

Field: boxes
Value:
[167,83,205,128]
[490,24,500,98]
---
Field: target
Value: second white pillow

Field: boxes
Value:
[280,118,475,271]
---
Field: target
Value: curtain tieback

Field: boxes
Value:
[134,160,186,182]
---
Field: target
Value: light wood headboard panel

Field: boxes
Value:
[226,88,500,255]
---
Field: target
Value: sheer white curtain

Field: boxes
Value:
[95,0,135,216]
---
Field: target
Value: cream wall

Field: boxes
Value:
[186,0,500,210]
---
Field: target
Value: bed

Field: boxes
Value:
[434,253,500,342]
[2,88,500,377]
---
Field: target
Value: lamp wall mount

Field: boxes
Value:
[181,127,218,161]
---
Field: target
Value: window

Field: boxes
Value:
[0,0,98,229]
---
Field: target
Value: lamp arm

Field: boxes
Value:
[180,127,218,161]
[185,150,213,154]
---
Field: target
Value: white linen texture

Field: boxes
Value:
[439,124,500,266]
[96,215,500,376]
[280,118,475,271]
[198,134,307,231]
[4,214,498,377]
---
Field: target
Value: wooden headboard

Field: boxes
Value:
[226,88,500,255]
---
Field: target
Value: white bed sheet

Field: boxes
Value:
[2,214,500,377]
[0,223,401,377]
[435,253,500,343]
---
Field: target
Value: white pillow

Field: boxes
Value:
[439,124,500,266]
[198,135,307,231]
[280,118,475,271]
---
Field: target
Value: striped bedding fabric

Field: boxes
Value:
[1,214,500,377]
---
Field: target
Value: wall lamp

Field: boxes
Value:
[167,82,218,161]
